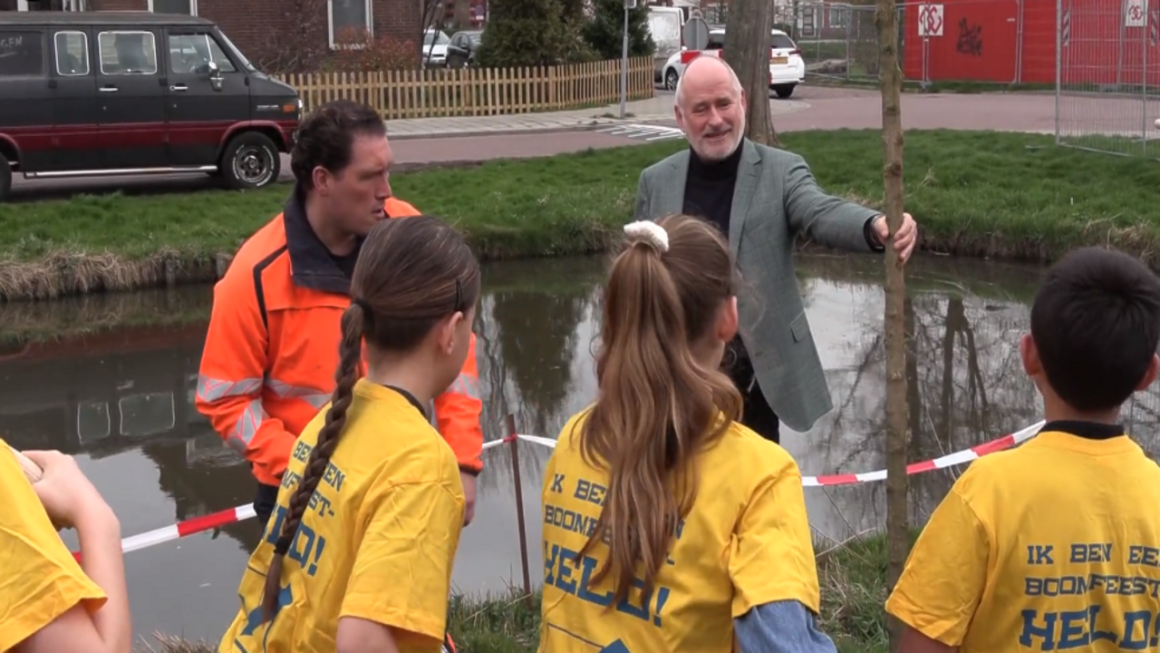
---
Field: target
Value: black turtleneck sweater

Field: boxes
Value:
[681,144,744,240]
[680,145,756,381]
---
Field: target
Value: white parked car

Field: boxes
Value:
[661,28,805,99]
[423,29,450,67]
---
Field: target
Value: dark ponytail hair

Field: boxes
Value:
[290,99,386,200]
[577,214,741,606]
[260,215,481,621]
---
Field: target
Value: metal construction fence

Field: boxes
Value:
[1053,0,1160,157]
[766,0,1160,157]
[777,2,908,84]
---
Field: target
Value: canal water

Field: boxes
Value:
[5,252,1160,642]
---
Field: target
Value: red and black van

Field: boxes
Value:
[0,11,301,200]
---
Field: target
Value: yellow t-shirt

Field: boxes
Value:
[0,439,106,652]
[218,381,466,653]
[886,428,1160,652]
[538,409,820,653]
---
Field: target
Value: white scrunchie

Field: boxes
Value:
[624,220,670,253]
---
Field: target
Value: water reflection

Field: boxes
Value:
[5,252,1160,640]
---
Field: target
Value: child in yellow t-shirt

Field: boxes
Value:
[0,444,131,653]
[886,246,1160,653]
[538,215,838,653]
[217,215,481,653]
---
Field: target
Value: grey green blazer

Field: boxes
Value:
[633,138,881,433]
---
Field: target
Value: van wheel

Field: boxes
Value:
[773,84,796,99]
[0,153,11,202]
[221,132,280,190]
[665,69,679,91]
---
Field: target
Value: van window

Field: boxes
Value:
[97,31,158,75]
[0,30,45,78]
[55,31,90,76]
[168,33,236,74]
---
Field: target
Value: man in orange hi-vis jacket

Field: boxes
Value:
[195,100,483,530]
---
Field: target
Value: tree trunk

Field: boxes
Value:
[723,0,779,146]
[876,0,908,651]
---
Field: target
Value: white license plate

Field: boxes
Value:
[770,56,788,64]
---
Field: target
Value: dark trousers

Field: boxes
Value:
[726,341,781,444]
[254,482,280,533]
[739,374,782,444]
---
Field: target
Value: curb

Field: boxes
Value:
[387,122,615,141]
[385,117,681,141]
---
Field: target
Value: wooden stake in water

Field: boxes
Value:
[874,0,910,650]
[505,413,533,608]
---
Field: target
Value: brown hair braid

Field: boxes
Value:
[259,215,481,621]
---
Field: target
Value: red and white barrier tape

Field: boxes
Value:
[802,419,1045,487]
[72,421,1046,560]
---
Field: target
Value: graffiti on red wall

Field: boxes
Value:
[955,17,983,56]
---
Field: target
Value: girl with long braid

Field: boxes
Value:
[217,215,481,653]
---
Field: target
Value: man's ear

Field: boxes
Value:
[311,165,333,196]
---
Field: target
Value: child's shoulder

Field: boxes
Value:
[943,439,1058,506]
[555,405,595,450]
[698,420,801,483]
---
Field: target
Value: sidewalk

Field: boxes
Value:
[386,84,1103,139]
[384,92,812,139]
[385,94,679,139]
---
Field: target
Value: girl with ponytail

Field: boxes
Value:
[538,215,836,652]
[218,215,481,653]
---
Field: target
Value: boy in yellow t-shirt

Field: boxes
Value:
[217,216,480,653]
[886,246,1160,653]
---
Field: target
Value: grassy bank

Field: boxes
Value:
[3,129,1158,301]
[133,533,895,653]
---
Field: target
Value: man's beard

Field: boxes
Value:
[695,116,746,162]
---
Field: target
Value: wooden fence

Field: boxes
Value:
[276,56,655,120]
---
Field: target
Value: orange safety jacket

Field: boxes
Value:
[195,194,484,488]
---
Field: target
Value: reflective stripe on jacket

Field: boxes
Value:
[195,193,484,487]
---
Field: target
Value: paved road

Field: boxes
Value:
[8,84,1113,202]
[5,130,659,203]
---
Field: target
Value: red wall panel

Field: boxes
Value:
[904,0,1019,82]
[905,0,1160,85]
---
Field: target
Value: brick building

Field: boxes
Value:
[3,0,421,63]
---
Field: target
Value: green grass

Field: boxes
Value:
[3,128,1159,300]
[135,533,896,653]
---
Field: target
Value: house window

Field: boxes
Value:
[150,0,197,14]
[329,0,373,48]
[827,5,847,28]
[801,7,818,37]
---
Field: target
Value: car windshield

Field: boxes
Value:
[467,32,482,44]
[217,30,255,71]
[425,31,450,46]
